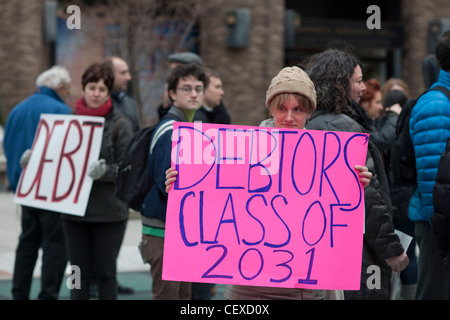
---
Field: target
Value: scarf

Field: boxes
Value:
[74,97,112,117]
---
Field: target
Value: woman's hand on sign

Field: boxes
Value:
[355,165,372,188]
[165,167,178,193]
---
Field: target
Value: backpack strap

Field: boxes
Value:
[149,119,176,155]
[430,85,450,101]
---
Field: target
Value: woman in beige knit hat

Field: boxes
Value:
[165,65,372,300]
[261,66,370,188]
[221,66,371,300]
[260,66,316,130]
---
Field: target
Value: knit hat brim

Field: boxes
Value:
[265,66,316,110]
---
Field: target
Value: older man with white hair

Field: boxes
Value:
[3,65,71,300]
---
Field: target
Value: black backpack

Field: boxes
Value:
[390,85,450,186]
[114,116,178,211]
[431,137,450,256]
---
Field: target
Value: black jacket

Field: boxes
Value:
[307,110,404,300]
[193,101,231,124]
[63,108,134,222]
[431,137,450,257]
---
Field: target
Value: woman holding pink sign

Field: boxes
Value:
[303,48,409,300]
[166,66,372,300]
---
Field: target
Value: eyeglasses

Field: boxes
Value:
[176,86,204,95]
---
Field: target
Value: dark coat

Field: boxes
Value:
[193,101,231,124]
[111,91,140,133]
[141,106,186,229]
[306,110,404,300]
[431,137,450,257]
[63,108,134,222]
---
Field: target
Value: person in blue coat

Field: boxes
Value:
[409,31,450,300]
[3,66,71,299]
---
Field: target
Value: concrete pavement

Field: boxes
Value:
[0,190,147,280]
[0,189,154,299]
[0,190,226,300]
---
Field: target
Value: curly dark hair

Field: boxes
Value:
[436,30,450,71]
[81,62,115,93]
[167,64,206,94]
[302,49,360,115]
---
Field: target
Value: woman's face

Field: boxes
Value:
[350,65,366,103]
[271,95,311,129]
[362,91,383,119]
[83,79,109,109]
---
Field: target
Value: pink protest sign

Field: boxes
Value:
[163,122,368,290]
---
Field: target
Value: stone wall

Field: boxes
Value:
[402,0,450,97]
[1,0,449,126]
[0,1,48,124]
[199,0,285,126]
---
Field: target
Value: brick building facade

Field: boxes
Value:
[0,0,50,125]
[402,0,450,96]
[0,0,449,127]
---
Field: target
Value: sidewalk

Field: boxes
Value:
[0,190,147,279]
[0,190,225,300]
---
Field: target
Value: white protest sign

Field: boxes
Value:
[14,114,104,216]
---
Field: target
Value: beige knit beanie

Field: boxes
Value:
[265,66,316,110]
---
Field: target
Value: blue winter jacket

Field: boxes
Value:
[141,106,186,235]
[3,87,71,191]
[409,69,450,222]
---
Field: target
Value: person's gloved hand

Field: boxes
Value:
[19,149,32,168]
[87,159,107,180]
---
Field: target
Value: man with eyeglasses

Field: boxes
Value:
[158,52,203,120]
[140,64,206,300]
